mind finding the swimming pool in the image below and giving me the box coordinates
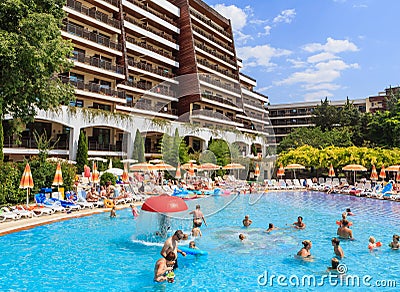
[1,191,400,291]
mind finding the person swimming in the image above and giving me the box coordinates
[327,257,340,272]
[242,215,253,227]
[368,236,382,250]
[331,237,345,258]
[239,233,246,241]
[337,219,354,240]
[293,216,306,229]
[297,240,312,257]
[346,208,354,216]
[266,223,278,233]
[389,234,400,249]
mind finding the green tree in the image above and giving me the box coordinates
[0,0,74,161]
[76,131,88,174]
[132,129,145,163]
[100,172,116,186]
[208,139,231,169]
[312,97,339,131]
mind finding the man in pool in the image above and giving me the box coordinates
[293,216,306,229]
[161,230,186,269]
[297,240,312,257]
[331,237,344,258]
[337,219,354,239]
[189,205,207,227]
[242,215,253,227]
[154,251,176,283]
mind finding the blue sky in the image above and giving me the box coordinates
[205,0,400,104]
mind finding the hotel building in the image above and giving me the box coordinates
[3,0,270,162]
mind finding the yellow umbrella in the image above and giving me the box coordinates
[342,164,367,184]
[285,163,305,179]
[19,163,34,206]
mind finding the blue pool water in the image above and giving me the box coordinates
[1,192,400,291]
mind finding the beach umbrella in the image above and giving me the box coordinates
[108,159,113,169]
[277,163,285,178]
[121,166,129,183]
[198,163,221,171]
[254,163,260,177]
[222,163,245,170]
[154,162,176,171]
[396,172,400,182]
[328,164,335,177]
[342,164,367,184]
[19,163,34,206]
[104,168,124,176]
[379,165,386,180]
[285,163,305,179]
[121,159,138,164]
[84,165,91,178]
[386,165,400,172]
[370,165,378,181]
[52,162,63,193]
[130,162,157,172]
[92,162,100,185]
[175,163,181,179]
[142,194,188,213]
[181,162,198,170]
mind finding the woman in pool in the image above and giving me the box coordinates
[389,234,400,249]
[297,240,312,257]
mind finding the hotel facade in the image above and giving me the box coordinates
[3,0,271,163]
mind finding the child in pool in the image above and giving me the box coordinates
[189,241,199,249]
[368,236,382,250]
[389,234,400,249]
[327,258,340,272]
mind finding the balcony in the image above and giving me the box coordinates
[88,141,122,151]
[125,36,177,62]
[189,8,231,39]
[61,21,122,51]
[197,59,237,80]
[66,0,120,29]
[124,80,176,98]
[124,16,175,44]
[4,137,69,150]
[127,59,175,79]
[60,76,126,99]
[192,26,232,53]
[125,0,177,26]
[134,101,177,115]
[194,42,236,67]
[72,52,124,75]
[198,74,241,94]
[201,93,239,109]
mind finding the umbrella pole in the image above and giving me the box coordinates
[26,189,29,206]
[354,171,356,185]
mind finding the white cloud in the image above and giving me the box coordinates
[257,25,272,37]
[235,30,252,44]
[212,4,248,31]
[249,19,269,25]
[304,90,334,102]
[303,37,358,53]
[237,45,292,68]
[273,9,296,24]
[307,52,338,63]
[287,58,307,68]
[302,83,341,91]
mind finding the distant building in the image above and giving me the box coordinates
[367,86,400,113]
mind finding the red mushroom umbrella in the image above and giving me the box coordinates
[370,165,378,181]
[141,194,188,213]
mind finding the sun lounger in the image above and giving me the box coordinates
[10,206,35,218]
[0,207,21,222]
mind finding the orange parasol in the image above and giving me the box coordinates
[328,164,335,177]
[370,165,378,181]
[84,165,91,178]
[379,165,386,180]
[154,162,176,171]
[285,163,305,179]
[92,162,100,185]
[52,162,63,194]
[254,163,260,177]
[130,162,158,172]
[396,172,400,182]
[121,166,129,183]
[175,163,181,179]
[342,164,367,184]
[222,163,245,170]
[19,163,34,205]
[198,163,221,171]
[277,163,285,178]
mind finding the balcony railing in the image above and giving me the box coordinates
[132,101,177,115]
[125,0,177,26]
[60,76,126,99]
[61,21,122,51]
[201,93,238,108]
[198,74,241,94]
[66,0,120,29]
[4,137,69,150]
[127,59,175,78]
[72,52,124,74]
[194,42,236,66]
[88,141,122,151]
[189,8,231,38]
[125,36,177,61]
[243,98,262,108]
[197,59,237,80]
[101,0,119,7]
[124,16,175,43]
[192,26,232,52]
[124,80,176,97]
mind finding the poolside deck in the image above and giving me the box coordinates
[0,202,142,236]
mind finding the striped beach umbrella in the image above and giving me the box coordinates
[277,163,285,178]
[52,162,63,189]
[19,163,34,206]
[121,166,129,183]
[175,163,181,179]
[84,165,91,178]
[254,163,260,177]
[92,162,100,185]
[379,165,386,180]
[370,165,378,181]
[328,164,335,177]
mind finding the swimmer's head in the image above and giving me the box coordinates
[174,230,184,240]
[341,219,349,226]
[298,216,303,221]
[268,223,274,229]
[346,208,351,212]
[302,240,312,248]
[331,258,339,269]
[165,251,176,261]
[239,234,246,240]
[189,241,196,248]
[196,204,201,209]
[245,215,249,219]
[393,235,400,242]
[331,237,340,246]
[342,212,347,219]
[369,236,376,243]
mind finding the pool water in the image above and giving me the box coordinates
[1,192,400,291]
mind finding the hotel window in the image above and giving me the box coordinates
[192,104,201,110]
[72,48,85,61]
[70,73,84,82]
[92,103,111,111]
[126,95,133,107]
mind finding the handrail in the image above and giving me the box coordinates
[124,16,175,43]
[127,59,175,78]
[72,52,124,74]
[124,80,176,97]
[66,0,120,29]
[194,42,236,66]
[192,25,232,52]
[61,21,122,51]
[125,0,177,26]
[189,8,231,38]
[125,35,177,61]
[197,59,237,80]
[201,93,238,108]
[198,74,241,94]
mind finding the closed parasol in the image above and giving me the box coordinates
[52,162,63,194]
[19,163,34,206]
[370,165,378,181]
[254,163,260,177]
[379,165,386,180]
[175,163,181,179]
[277,163,285,178]
[328,164,335,177]
[92,162,100,185]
